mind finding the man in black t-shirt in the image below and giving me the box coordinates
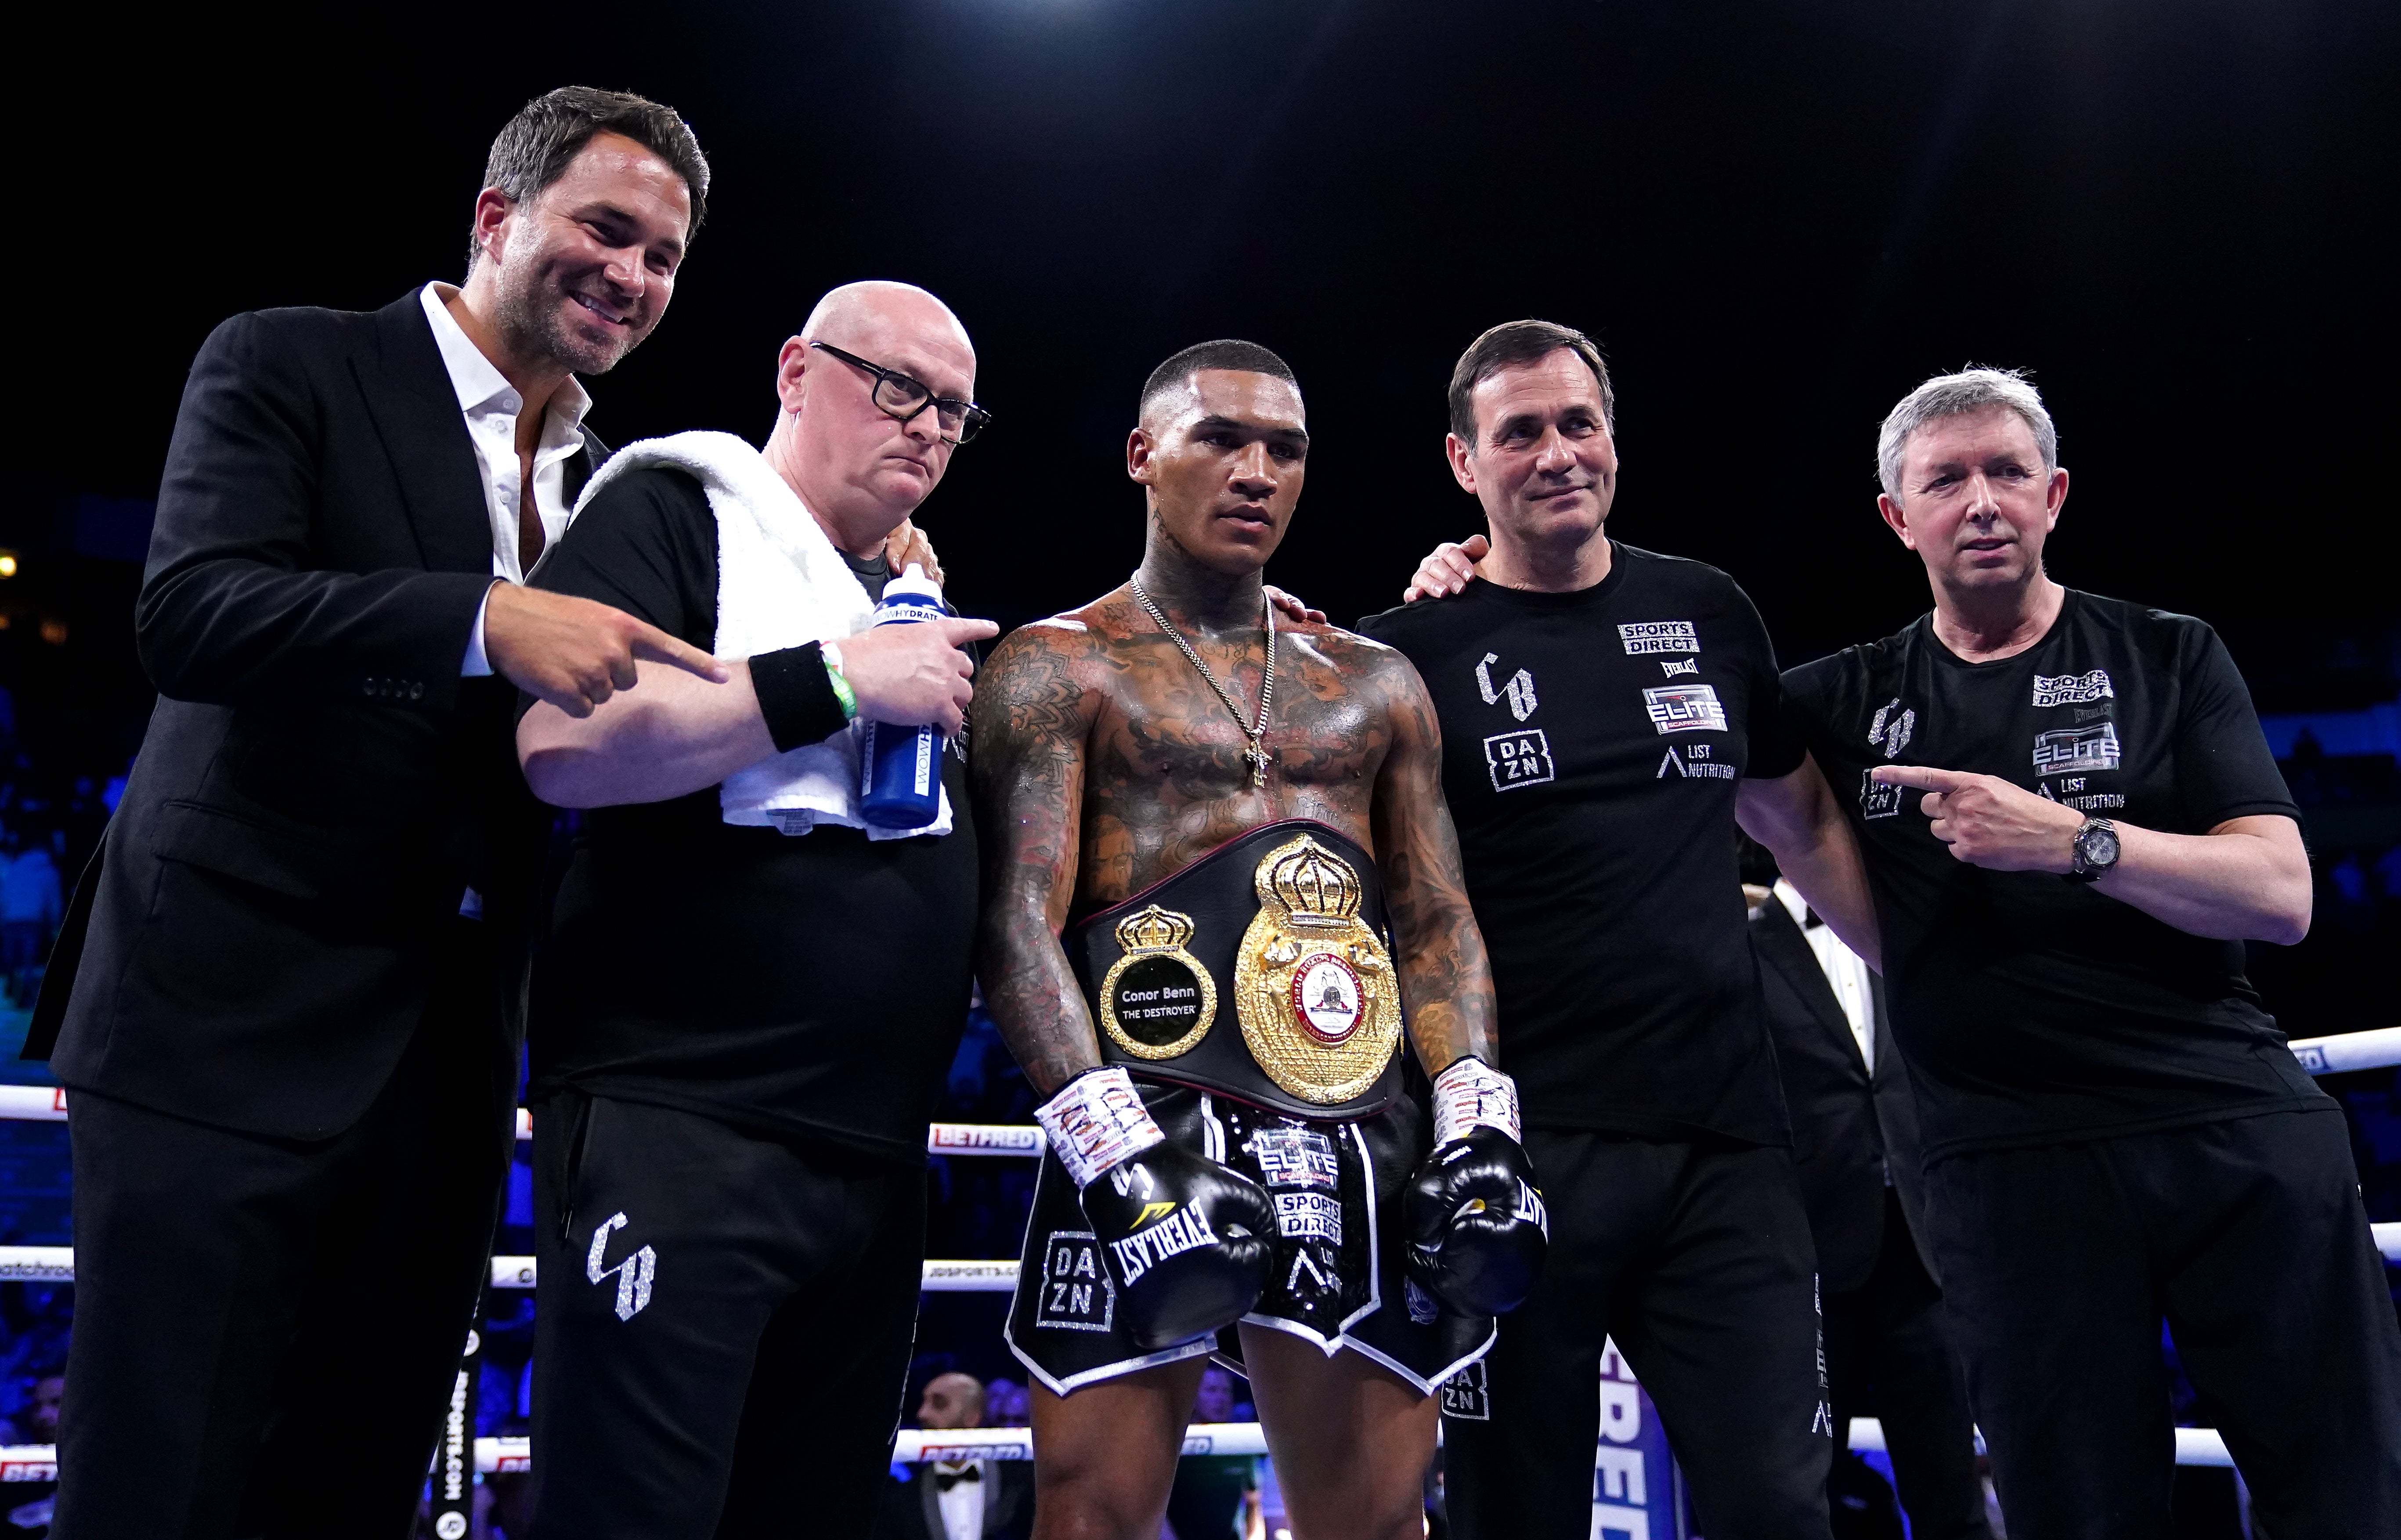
[1365,321,1879,1540]
[511,281,999,1539]
[1783,368,2401,1535]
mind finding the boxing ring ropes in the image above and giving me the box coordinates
[1,1023,2398,1482]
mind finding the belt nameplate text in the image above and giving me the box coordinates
[1098,905,1218,1060]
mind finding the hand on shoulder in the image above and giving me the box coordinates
[1404,534,1486,602]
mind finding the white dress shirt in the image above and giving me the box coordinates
[931,1460,988,1540]
[417,282,594,674]
[1774,879,1876,1072]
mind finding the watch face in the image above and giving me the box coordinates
[2084,826,2121,867]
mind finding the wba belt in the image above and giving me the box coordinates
[1065,819,1404,1122]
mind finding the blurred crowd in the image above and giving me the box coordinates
[0,685,127,1012]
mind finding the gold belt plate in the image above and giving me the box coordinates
[1098,905,1217,1060]
[1232,834,1402,1105]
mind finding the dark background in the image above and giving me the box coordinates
[20,0,2400,649]
[0,4,2394,1525]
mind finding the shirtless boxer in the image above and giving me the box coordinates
[973,339,1546,1540]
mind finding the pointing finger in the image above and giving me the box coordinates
[630,625,733,683]
[1871,764,1968,793]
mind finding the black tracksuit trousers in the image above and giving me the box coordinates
[1444,1134,1834,1540]
[527,1093,927,1540]
[1927,1107,2401,1540]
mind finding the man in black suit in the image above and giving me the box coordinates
[1744,847,1992,1540]
[29,88,724,1538]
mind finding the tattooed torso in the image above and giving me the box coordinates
[972,584,1497,1094]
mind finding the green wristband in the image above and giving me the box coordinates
[823,652,859,721]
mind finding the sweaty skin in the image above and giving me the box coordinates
[973,590,1496,1093]
[971,374,1496,1102]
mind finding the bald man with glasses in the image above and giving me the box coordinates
[513,280,997,1538]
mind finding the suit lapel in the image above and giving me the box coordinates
[1867,974,1899,1093]
[1756,901,1867,1077]
[919,1467,946,1538]
[353,289,493,575]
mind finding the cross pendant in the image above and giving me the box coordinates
[1245,743,1267,789]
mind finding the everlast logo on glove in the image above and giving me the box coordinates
[1034,1066,1276,1350]
[1109,1201,1222,1286]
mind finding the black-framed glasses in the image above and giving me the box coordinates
[809,341,991,444]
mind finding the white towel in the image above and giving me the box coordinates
[571,430,952,839]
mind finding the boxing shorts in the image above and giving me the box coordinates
[1005,820,1495,1394]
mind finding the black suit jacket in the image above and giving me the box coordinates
[873,1460,1033,1540]
[1750,895,1938,1293]
[29,289,599,1140]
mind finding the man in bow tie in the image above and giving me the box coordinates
[874,1373,1036,1540]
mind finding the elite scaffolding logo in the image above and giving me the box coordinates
[1643,685,1727,735]
[2033,722,2122,775]
[1247,1124,1338,1190]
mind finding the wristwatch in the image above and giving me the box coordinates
[2066,817,2120,883]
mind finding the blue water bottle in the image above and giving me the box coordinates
[858,563,950,830]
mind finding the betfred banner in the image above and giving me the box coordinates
[1593,1338,1680,1540]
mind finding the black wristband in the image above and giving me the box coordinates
[748,642,852,754]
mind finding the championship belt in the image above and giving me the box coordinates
[1066,820,1405,1122]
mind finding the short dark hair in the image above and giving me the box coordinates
[468,87,711,267]
[1139,339,1299,419]
[1447,320,1614,447]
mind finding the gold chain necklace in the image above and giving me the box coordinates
[1129,576,1277,789]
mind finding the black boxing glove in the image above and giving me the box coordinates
[1406,1057,1549,1317]
[1034,1067,1275,1352]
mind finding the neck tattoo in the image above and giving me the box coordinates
[1129,575,1276,790]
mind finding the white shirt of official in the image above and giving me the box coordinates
[1774,878,1876,1072]
[932,1460,988,1540]
[416,282,594,675]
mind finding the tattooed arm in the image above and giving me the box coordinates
[1365,648,1501,1077]
[971,623,1107,1096]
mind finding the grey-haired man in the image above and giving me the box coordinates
[1780,368,2401,1535]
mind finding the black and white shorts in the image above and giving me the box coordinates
[1005,1079,1495,1396]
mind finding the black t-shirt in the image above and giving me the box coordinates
[1781,590,2327,1161]
[1358,543,1807,1143]
[524,466,978,1164]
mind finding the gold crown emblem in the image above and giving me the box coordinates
[1114,904,1197,954]
[1257,837,1363,928]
